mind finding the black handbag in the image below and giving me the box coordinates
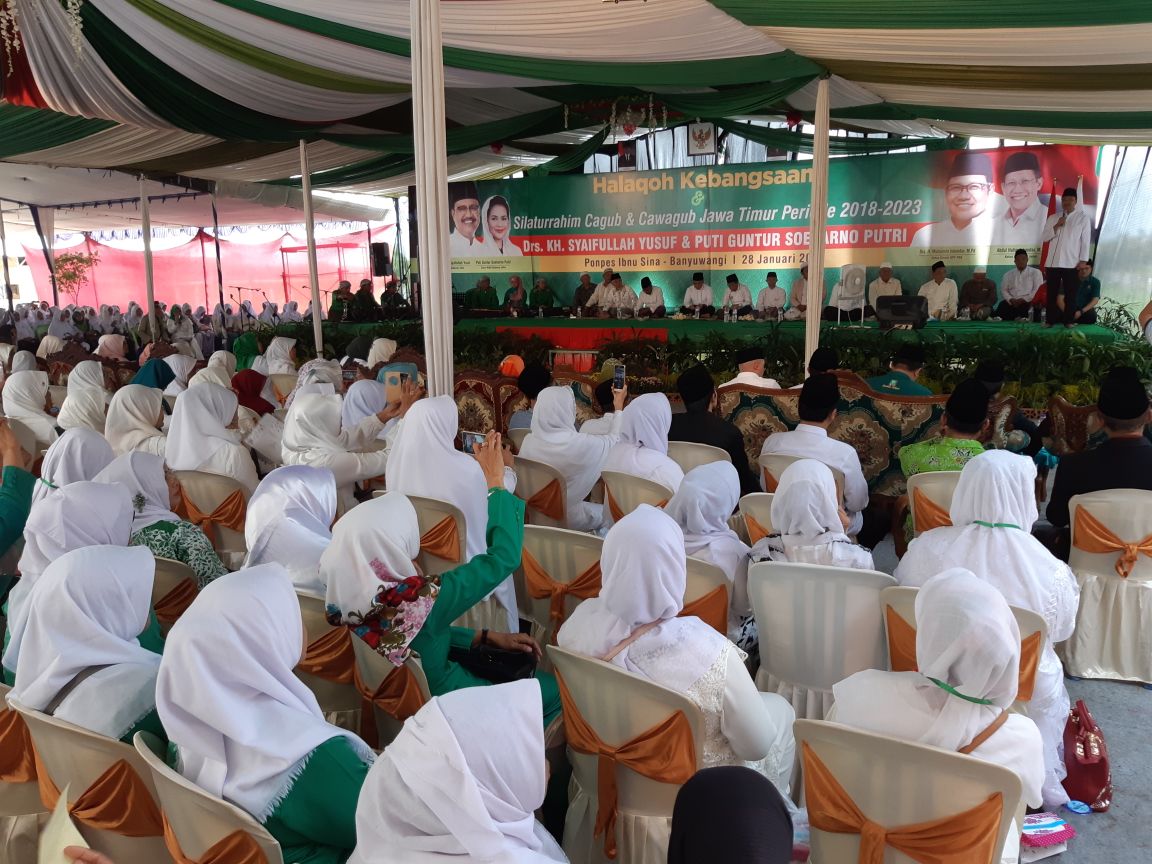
[448,643,537,684]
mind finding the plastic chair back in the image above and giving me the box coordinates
[738,492,775,543]
[0,683,44,817]
[507,427,530,450]
[267,373,300,405]
[350,637,431,748]
[600,471,674,520]
[171,469,249,570]
[684,556,729,632]
[795,719,1022,864]
[150,556,198,635]
[906,470,962,535]
[760,453,844,497]
[133,731,284,864]
[667,441,731,473]
[406,495,469,576]
[294,591,360,715]
[515,526,603,653]
[513,456,568,528]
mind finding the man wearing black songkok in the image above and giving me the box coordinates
[669,365,760,496]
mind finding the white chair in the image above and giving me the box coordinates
[747,561,895,719]
[134,731,284,864]
[906,470,962,536]
[150,556,198,635]
[48,384,67,410]
[683,556,729,635]
[350,638,431,748]
[514,526,603,656]
[513,456,568,529]
[507,426,530,450]
[738,492,775,545]
[294,591,361,727]
[601,471,673,524]
[171,469,249,571]
[12,700,168,864]
[1061,489,1152,682]
[267,373,300,405]
[667,441,731,474]
[548,645,704,864]
[795,719,1023,864]
[0,683,44,818]
[760,453,844,497]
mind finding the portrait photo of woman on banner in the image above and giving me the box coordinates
[480,195,523,257]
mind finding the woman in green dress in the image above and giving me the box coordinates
[323,432,561,726]
[156,564,375,864]
[94,451,228,587]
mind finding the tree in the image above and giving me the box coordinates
[53,250,99,307]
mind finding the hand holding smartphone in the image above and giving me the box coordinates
[461,430,486,455]
[613,363,626,390]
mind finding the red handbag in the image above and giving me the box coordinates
[1062,699,1112,812]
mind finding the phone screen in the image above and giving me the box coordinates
[613,364,626,390]
[461,430,486,455]
[342,369,357,382]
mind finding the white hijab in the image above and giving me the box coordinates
[95,452,180,534]
[366,338,397,367]
[520,385,616,510]
[35,334,64,359]
[2,370,58,447]
[207,350,237,377]
[601,393,683,489]
[665,461,744,557]
[163,354,198,396]
[165,383,241,473]
[258,302,280,325]
[349,680,565,864]
[282,302,303,323]
[263,337,297,375]
[244,466,336,595]
[10,545,160,739]
[47,313,76,341]
[155,564,373,820]
[341,380,390,440]
[33,427,114,506]
[771,459,849,553]
[188,365,233,390]
[10,350,36,372]
[283,359,341,410]
[105,384,165,456]
[56,360,108,433]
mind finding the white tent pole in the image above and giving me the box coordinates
[0,205,13,313]
[140,176,160,345]
[410,0,453,396]
[298,140,324,355]
[804,76,831,369]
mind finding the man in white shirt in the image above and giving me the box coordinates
[991,151,1046,249]
[583,267,616,312]
[598,275,637,316]
[719,345,781,391]
[756,272,787,319]
[1041,186,1093,326]
[784,264,812,320]
[721,273,753,316]
[759,373,870,539]
[867,262,902,314]
[681,272,716,316]
[447,182,484,257]
[636,277,666,318]
[910,152,995,249]
[917,261,958,321]
[996,248,1046,321]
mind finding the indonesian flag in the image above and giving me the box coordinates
[1038,177,1060,272]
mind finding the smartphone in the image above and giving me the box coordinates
[341,368,358,383]
[613,363,626,390]
[461,430,486,455]
[399,372,409,386]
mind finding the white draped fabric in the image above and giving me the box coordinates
[244,465,337,596]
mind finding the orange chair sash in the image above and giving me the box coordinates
[163,812,268,864]
[801,742,1004,864]
[297,627,356,685]
[35,751,163,838]
[0,707,37,783]
[1016,632,1041,703]
[762,469,779,493]
[912,488,952,532]
[1072,507,1152,578]
[153,578,199,626]
[525,478,565,522]
[744,513,771,545]
[176,486,247,548]
[557,674,696,860]
[521,547,602,637]
[354,663,426,727]
[605,484,668,524]
[421,515,462,563]
[679,584,728,635]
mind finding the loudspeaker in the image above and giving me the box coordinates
[370,242,392,277]
[876,295,929,331]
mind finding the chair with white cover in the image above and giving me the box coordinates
[267,373,300,406]
[294,591,361,728]
[1061,489,1152,682]
[794,719,1023,864]
[514,526,603,656]
[513,456,568,529]
[880,586,1047,715]
[133,731,284,864]
[48,385,67,410]
[683,556,729,636]
[171,469,249,571]
[748,561,895,719]
[0,683,44,818]
[906,470,962,536]
[350,638,431,749]
[600,471,674,525]
[760,453,844,496]
[10,700,168,864]
[150,556,199,635]
[667,441,731,474]
[507,426,530,450]
[738,492,775,546]
[547,644,704,864]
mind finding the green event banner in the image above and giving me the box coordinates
[442,143,1098,307]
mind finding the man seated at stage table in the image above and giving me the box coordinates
[997,249,1045,322]
[755,272,786,320]
[581,267,616,313]
[681,272,716,316]
[719,345,781,392]
[594,274,638,317]
[959,266,997,320]
[1057,259,1101,327]
[503,275,528,315]
[783,264,813,321]
[918,260,959,321]
[670,364,760,496]
[464,276,501,311]
[866,343,933,396]
[379,280,412,317]
[636,277,666,318]
[572,272,596,309]
[722,274,754,317]
[899,378,989,478]
[348,278,380,323]
[868,262,902,316]
[328,280,353,321]
[529,277,556,310]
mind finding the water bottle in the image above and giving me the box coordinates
[1040,307,1047,324]
[538,306,543,319]
[695,306,700,320]
[577,303,583,319]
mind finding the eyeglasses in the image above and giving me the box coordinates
[1002,179,1040,191]
[946,183,990,195]
[453,203,480,214]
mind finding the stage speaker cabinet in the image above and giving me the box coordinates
[876,295,929,331]
[370,242,393,277]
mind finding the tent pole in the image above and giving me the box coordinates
[804,76,831,369]
[0,205,13,314]
[410,0,453,396]
[29,206,58,306]
[210,187,227,341]
[140,176,160,347]
[298,140,324,355]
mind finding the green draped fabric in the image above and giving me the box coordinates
[834,103,1152,130]
[716,118,963,154]
[528,126,610,176]
[283,154,415,189]
[324,108,567,155]
[0,105,114,160]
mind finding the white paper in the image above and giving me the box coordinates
[38,784,88,864]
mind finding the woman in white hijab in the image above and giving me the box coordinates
[258,302,281,326]
[105,384,166,457]
[520,385,624,532]
[156,565,374,864]
[46,310,76,342]
[349,680,566,864]
[165,382,259,493]
[33,427,114,506]
[96,452,227,588]
[340,379,394,442]
[664,462,753,644]
[366,337,397,368]
[162,354,197,396]
[207,349,237,377]
[283,358,343,410]
[56,360,109,433]
[600,393,683,524]
[263,336,297,375]
[895,450,1079,807]
[9,545,166,743]
[385,397,519,631]
[34,334,64,360]
[244,466,336,595]
[9,350,36,373]
[187,364,233,390]
[14,310,34,343]
[750,459,874,570]
[282,301,303,323]
[1,370,57,449]
[94,334,127,361]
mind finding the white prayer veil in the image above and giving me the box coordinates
[165,383,240,473]
[33,427,114,506]
[244,465,337,594]
[56,360,109,433]
[104,384,165,456]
